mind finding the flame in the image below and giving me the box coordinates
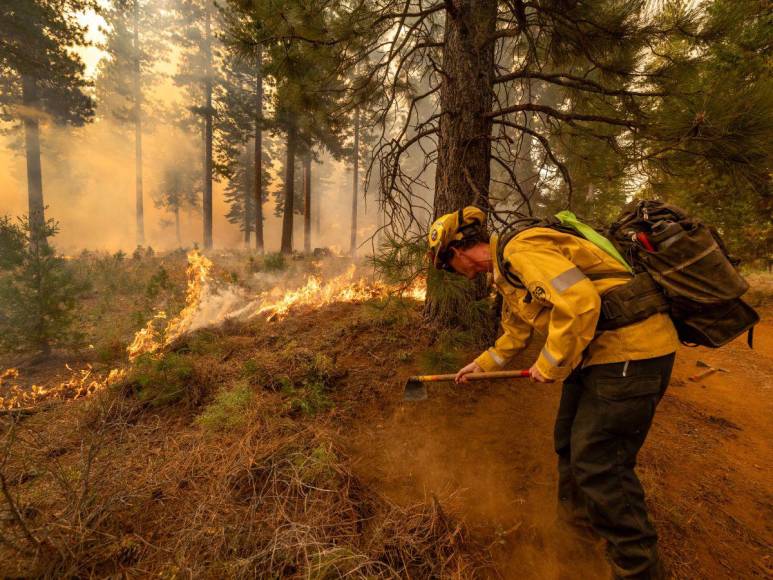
[250,265,427,321]
[254,265,378,320]
[0,366,126,410]
[0,250,426,411]
[126,250,212,361]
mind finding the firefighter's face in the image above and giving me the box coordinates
[447,247,478,280]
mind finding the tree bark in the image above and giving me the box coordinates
[253,44,264,254]
[133,0,145,246]
[22,75,46,248]
[175,206,181,246]
[303,153,312,253]
[244,145,252,245]
[425,0,497,323]
[350,107,360,257]
[202,5,213,249]
[280,127,297,254]
[314,175,321,239]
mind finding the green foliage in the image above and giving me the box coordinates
[282,379,332,417]
[292,444,337,486]
[0,216,88,354]
[184,330,225,356]
[426,267,495,337]
[129,353,195,407]
[263,252,287,272]
[278,349,335,416]
[0,0,94,124]
[417,328,476,374]
[370,232,427,285]
[641,0,772,260]
[361,294,419,329]
[196,382,254,431]
[145,266,171,300]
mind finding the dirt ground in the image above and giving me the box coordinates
[1,294,771,578]
[344,307,773,579]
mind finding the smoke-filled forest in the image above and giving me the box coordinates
[1,0,771,578]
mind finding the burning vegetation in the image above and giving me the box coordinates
[1,250,425,412]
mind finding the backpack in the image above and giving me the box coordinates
[495,202,759,348]
[495,215,671,332]
[607,200,759,348]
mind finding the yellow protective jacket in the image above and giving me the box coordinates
[474,228,679,381]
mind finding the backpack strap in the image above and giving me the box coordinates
[495,216,592,291]
[495,228,526,290]
[586,271,634,281]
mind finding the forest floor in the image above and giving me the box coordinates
[0,255,771,578]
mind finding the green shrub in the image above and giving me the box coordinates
[196,382,254,431]
[362,296,415,327]
[129,353,196,407]
[0,216,89,354]
[263,252,287,272]
[282,379,332,417]
[417,330,470,374]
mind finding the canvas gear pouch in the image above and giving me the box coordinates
[608,200,748,303]
[596,272,670,332]
[608,199,759,347]
[671,298,759,348]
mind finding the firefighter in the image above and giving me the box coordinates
[427,206,679,580]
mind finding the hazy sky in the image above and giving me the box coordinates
[1,6,380,254]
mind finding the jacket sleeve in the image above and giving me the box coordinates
[474,301,533,371]
[508,241,601,381]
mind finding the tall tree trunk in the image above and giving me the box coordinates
[303,153,312,253]
[22,75,46,248]
[244,147,252,245]
[314,175,321,239]
[350,108,360,257]
[280,127,297,254]
[253,44,264,254]
[202,5,213,249]
[133,0,145,246]
[425,0,497,323]
[175,206,181,246]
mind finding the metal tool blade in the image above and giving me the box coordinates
[403,379,427,402]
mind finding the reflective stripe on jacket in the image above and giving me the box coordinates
[474,228,679,380]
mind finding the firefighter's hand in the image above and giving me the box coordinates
[455,361,483,383]
[529,365,554,383]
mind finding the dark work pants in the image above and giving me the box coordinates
[554,353,675,579]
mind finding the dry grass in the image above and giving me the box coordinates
[0,327,492,578]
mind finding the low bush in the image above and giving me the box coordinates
[196,382,254,431]
[125,353,197,407]
[263,252,287,272]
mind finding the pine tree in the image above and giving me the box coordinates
[0,0,94,246]
[222,0,350,254]
[153,163,200,246]
[214,43,273,249]
[339,0,709,324]
[96,0,165,246]
[171,0,222,249]
[641,0,772,259]
[0,216,88,354]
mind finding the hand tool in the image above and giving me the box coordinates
[403,369,530,401]
[688,360,728,382]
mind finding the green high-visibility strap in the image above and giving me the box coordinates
[555,210,633,272]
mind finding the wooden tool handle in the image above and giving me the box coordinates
[410,370,531,383]
[689,368,717,382]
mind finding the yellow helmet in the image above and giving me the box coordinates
[427,206,487,269]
